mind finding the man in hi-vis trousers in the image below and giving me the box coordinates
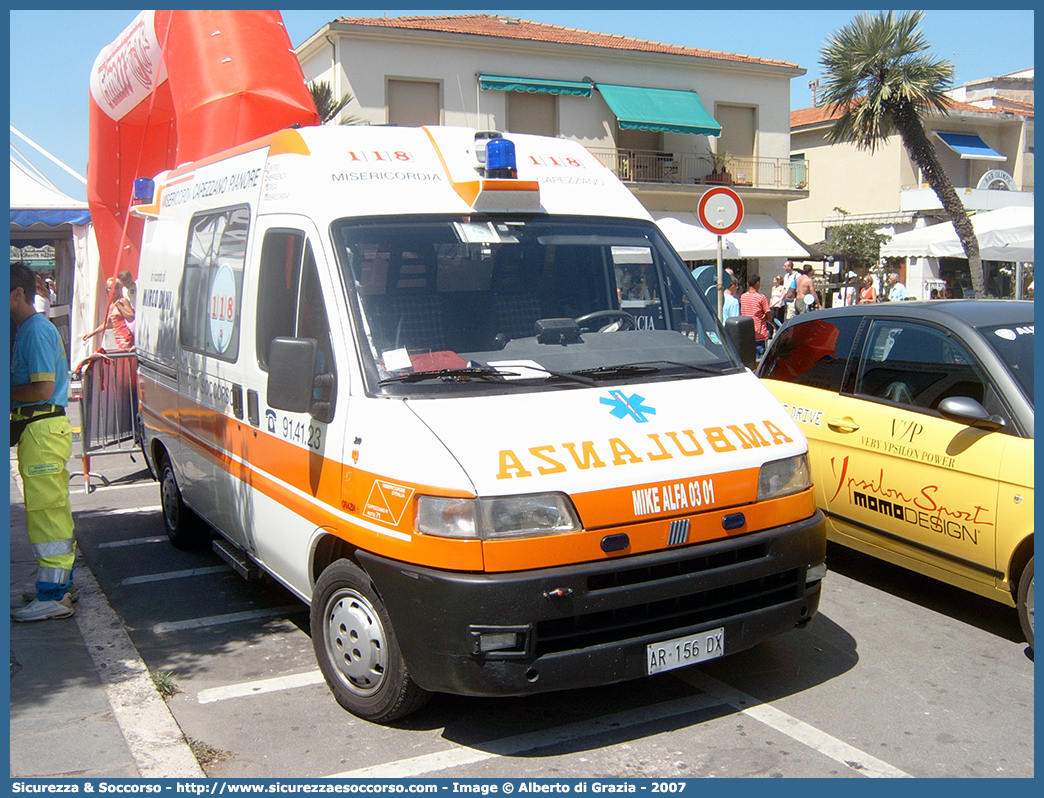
[10,261,77,622]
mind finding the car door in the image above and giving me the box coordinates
[821,317,1006,588]
[248,219,344,593]
[758,314,863,511]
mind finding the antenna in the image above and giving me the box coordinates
[808,79,820,107]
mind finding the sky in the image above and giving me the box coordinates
[9,6,1035,203]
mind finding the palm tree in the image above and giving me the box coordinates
[308,80,364,126]
[818,11,984,298]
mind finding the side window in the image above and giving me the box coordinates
[854,320,988,411]
[760,316,861,392]
[257,230,337,422]
[257,231,303,368]
[180,206,249,360]
[299,245,337,423]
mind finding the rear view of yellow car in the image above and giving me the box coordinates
[758,300,1033,649]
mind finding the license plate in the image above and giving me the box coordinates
[647,627,724,675]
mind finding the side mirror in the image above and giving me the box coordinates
[267,337,317,413]
[938,396,1006,431]
[724,315,757,370]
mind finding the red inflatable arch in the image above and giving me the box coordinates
[87,10,321,281]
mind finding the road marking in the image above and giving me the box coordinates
[103,505,162,515]
[121,565,231,585]
[197,670,327,704]
[328,693,726,778]
[72,561,205,777]
[80,481,157,492]
[677,670,913,778]
[152,605,303,634]
[98,534,167,548]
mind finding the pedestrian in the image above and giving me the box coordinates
[780,260,799,319]
[794,264,818,315]
[10,261,77,622]
[843,271,860,306]
[886,272,908,302]
[722,273,740,320]
[858,275,877,304]
[117,269,137,337]
[768,274,786,326]
[34,272,51,317]
[83,277,134,351]
[740,272,772,359]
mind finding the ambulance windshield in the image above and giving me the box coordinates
[333,215,738,394]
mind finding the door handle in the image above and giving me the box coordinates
[827,417,860,433]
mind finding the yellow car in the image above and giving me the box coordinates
[758,300,1033,648]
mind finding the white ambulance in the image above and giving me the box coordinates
[131,125,826,722]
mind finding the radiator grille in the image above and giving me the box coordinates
[535,566,801,656]
[587,542,767,592]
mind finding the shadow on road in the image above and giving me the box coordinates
[390,612,858,756]
[823,541,1025,645]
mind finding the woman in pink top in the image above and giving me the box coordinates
[83,278,135,351]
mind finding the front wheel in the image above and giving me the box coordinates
[311,559,429,723]
[1017,556,1033,650]
[159,454,209,549]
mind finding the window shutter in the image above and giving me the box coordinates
[388,80,440,126]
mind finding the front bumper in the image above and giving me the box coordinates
[359,510,826,696]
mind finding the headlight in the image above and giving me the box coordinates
[757,453,812,501]
[416,493,581,540]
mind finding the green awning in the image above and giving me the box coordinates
[595,83,721,136]
[479,74,593,97]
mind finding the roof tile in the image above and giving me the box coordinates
[792,97,1033,128]
[333,14,798,69]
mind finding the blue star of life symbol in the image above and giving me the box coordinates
[600,390,656,423]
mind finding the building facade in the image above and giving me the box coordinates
[296,14,812,281]
[789,71,1033,299]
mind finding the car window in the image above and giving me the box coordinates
[759,316,861,392]
[854,321,989,411]
[979,322,1034,407]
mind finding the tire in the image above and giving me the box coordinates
[137,414,157,481]
[1017,556,1033,650]
[159,454,209,549]
[311,559,429,723]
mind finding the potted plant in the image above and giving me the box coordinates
[705,151,733,185]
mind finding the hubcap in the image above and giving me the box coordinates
[324,588,387,696]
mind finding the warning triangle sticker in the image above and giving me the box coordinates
[362,480,416,527]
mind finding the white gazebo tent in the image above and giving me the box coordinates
[881,205,1033,297]
[10,156,102,366]
[653,211,810,261]
[653,213,732,260]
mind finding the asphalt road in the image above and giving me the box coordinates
[65,447,1033,780]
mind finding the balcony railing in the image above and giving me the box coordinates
[587,148,809,190]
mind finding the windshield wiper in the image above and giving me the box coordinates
[572,360,734,379]
[573,364,662,378]
[379,366,518,384]
[502,363,597,386]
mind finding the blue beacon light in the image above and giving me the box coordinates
[484,137,517,179]
[132,177,155,206]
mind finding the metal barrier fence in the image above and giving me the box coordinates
[69,351,142,493]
